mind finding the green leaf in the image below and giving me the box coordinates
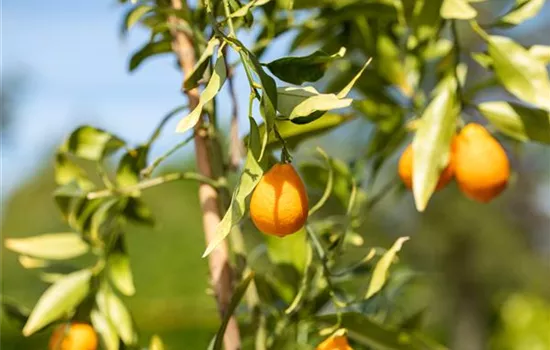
[317,312,447,350]
[183,38,220,91]
[336,58,372,99]
[277,86,320,117]
[116,146,149,189]
[123,197,155,226]
[122,5,153,34]
[223,34,278,159]
[63,126,125,161]
[253,113,352,152]
[265,47,346,85]
[129,40,172,72]
[412,0,445,43]
[529,45,550,65]
[209,272,254,350]
[477,101,550,144]
[91,308,120,350]
[97,285,136,345]
[54,153,95,190]
[471,52,493,69]
[230,0,271,18]
[108,236,135,296]
[150,335,165,350]
[176,51,227,133]
[300,157,352,209]
[23,269,92,336]
[495,0,544,27]
[266,228,308,273]
[487,35,550,111]
[366,236,409,299]
[203,118,263,257]
[5,233,89,260]
[440,0,477,19]
[412,77,458,211]
[89,198,123,242]
[308,148,334,216]
[54,182,88,219]
[289,94,353,122]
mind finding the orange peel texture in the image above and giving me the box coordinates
[250,163,309,237]
[49,322,98,350]
[454,123,510,202]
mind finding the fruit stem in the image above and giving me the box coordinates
[274,124,293,163]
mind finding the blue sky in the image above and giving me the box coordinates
[2,0,294,199]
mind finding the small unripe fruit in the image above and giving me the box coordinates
[250,163,308,237]
[49,322,98,350]
[398,142,455,191]
[454,123,510,202]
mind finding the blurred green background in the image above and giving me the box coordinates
[2,0,550,349]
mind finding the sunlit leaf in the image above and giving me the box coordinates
[5,233,88,260]
[176,51,227,133]
[89,198,124,243]
[289,94,353,123]
[477,101,550,144]
[129,40,172,72]
[107,236,135,296]
[91,308,120,350]
[183,38,220,91]
[487,35,550,111]
[366,237,410,299]
[97,285,136,345]
[308,148,334,216]
[54,153,95,190]
[336,58,372,99]
[265,47,346,85]
[277,86,320,117]
[412,77,458,211]
[203,118,263,257]
[495,0,545,27]
[150,335,165,350]
[209,271,254,350]
[529,45,550,65]
[23,269,92,336]
[440,0,477,19]
[63,126,125,161]
[116,146,148,190]
[230,0,271,18]
[122,5,153,35]
[317,312,447,350]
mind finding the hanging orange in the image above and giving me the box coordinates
[454,123,510,202]
[250,163,308,237]
[398,141,455,191]
[49,322,98,350]
[316,335,354,350]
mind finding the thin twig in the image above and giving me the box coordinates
[141,134,195,177]
[86,171,223,200]
[224,50,244,170]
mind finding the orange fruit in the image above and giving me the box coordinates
[49,322,98,350]
[250,163,308,237]
[316,335,353,350]
[398,141,455,191]
[454,123,510,202]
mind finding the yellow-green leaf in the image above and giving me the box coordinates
[5,233,88,260]
[366,237,409,299]
[412,77,458,211]
[176,52,227,133]
[23,269,92,336]
[97,286,136,345]
[478,101,550,144]
[488,35,550,111]
[496,0,545,27]
[150,335,165,350]
[440,0,477,19]
[91,308,120,350]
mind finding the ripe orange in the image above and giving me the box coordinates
[398,141,455,191]
[316,335,353,350]
[250,163,308,237]
[454,123,510,202]
[49,322,98,350]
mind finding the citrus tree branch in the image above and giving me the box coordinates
[168,1,241,349]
